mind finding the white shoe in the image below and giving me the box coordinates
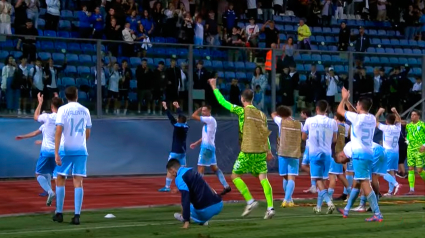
[303,185,317,193]
[46,192,56,206]
[264,209,275,219]
[17,109,22,115]
[313,206,321,214]
[201,221,209,226]
[383,192,392,197]
[393,184,401,196]
[242,201,259,217]
[327,204,335,214]
[174,213,184,222]
[351,205,366,212]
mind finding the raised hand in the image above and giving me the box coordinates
[162,101,167,110]
[37,92,43,104]
[173,101,180,108]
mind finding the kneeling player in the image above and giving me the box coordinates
[168,159,223,228]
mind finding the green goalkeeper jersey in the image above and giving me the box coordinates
[406,120,425,150]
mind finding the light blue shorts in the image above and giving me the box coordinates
[190,201,223,224]
[278,156,300,176]
[352,158,372,180]
[346,160,354,172]
[198,147,217,166]
[310,153,331,179]
[301,146,310,165]
[55,155,87,177]
[372,148,386,176]
[35,154,56,175]
[385,150,399,171]
[329,158,344,174]
[169,152,187,166]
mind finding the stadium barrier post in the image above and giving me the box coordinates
[96,40,103,118]
[348,52,354,105]
[271,48,277,113]
[188,44,194,116]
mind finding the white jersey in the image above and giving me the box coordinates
[303,115,338,156]
[378,123,401,152]
[345,111,376,159]
[343,123,350,138]
[55,102,92,156]
[343,141,353,158]
[200,116,216,150]
[38,113,57,156]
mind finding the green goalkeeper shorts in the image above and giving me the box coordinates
[407,149,425,168]
[232,152,268,176]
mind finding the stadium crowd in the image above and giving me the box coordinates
[0,0,424,116]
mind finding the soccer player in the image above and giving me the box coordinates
[15,93,63,206]
[53,86,92,225]
[190,106,231,196]
[299,109,317,194]
[159,101,189,192]
[209,78,275,219]
[405,110,425,195]
[168,159,223,228]
[375,107,401,196]
[302,100,337,214]
[336,87,383,222]
[272,106,301,207]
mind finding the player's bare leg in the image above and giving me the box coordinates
[210,165,231,196]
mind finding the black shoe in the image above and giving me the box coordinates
[70,215,80,225]
[366,207,372,212]
[334,194,347,201]
[52,213,63,223]
[220,187,232,196]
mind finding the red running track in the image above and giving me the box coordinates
[0,174,423,215]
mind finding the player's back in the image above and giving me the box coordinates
[172,122,189,154]
[378,123,401,152]
[201,116,217,150]
[345,111,376,158]
[304,115,337,156]
[39,113,57,156]
[56,102,92,156]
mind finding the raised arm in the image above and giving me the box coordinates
[337,87,350,117]
[391,107,401,123]
[375,108,385,127]
[162,101,177,125]
[209,78,243,115]
[345,100,357,113]
[33,93,44,121]
[191,107,202,121]
[15,129,42,140]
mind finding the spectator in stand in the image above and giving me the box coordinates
[409,76,422,108]
[372,67,383,110]
[16,19,38,63]
[418,8,425,40]
[106,8,120,29]
[164,2,178,38]
[325,67,339,115]
[193,60,209,109]
[26,0,40,29]
[335,0,344,20]
[124,0,138,15]
[165,58,182,109]
[297,19,311,50]
[152,2,164,36]
[274,0,285,15]
[15,56,31,115]
[338,22,350,51]
[222,3,237,38]
[281,37,295,69]
[246,0,257,20]
[229,78,241,106]
[106,62,120,115]
[122,22,137,57]
[153,61,167,115]
[226,26,243,62]
[354,67,374,104]
[246,17,260,47]
[321,0,333,26]
[261,20,280,48]
[289,65,300,112]
[79,6,93,39]
[112,0,126,25]
[260,0,274,22]
[118,60,132,115]
[378,67,391,111]
[45,0,60,31]
[352,26,370,64]
[404,5,420,40]
[136,59,153,114]
[178,62,188,111]
[1,56,18,114]
[105,18,122,57]
[94,59,108,104]
[92,7,105,39]
[141,9,155,36]
[279,66,295,107]
[205,10,220,46]
[251,66,268,112]
[194,16,204,46]
[14,0,28,31]
[44,57,67,104]
[306,63,323,107]
[0,0,12,35]
[179,12,194,44]
[376,0,388,21]
[135,24,149,57]
[126,9,140,32]
[29,58,44,112]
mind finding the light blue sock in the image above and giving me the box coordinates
[37,175,53,194]
[56,186,65,213]
[383,173,397,193]
[311,179,316,187]
[165,178,172,188]
[344,188,360,211]
[74,187,84,215]
[45,174,52,190]
[317,190,326,209]
[360,195,367,206]
[328,188,335,198]
[283,179,288,192]
[215,169,229,188]
[322,189,332,204]
[284,180,295,202]
[367,191,381,215]
[346,186,352,196]
[344,175,354,194]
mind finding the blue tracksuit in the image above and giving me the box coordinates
[166,108,189,154]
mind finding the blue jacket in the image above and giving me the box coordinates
[166,108,188,154]
[91,13,104,31]
[126,16,141,32]
[176,167,222,222]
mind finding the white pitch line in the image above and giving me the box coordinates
[0,211,423,236]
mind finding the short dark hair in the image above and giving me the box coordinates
[178,114,187,123]
[121,59,128,64]
[276,105,292,118]
[241,89,254,102]
[412,109,421,118]
[301,108,311,117]
[336,113,345,122]
[166,159,181,169]
[51,97,63,109]
[316,100,328,113]
[386,113,396,125]
[358,97,373,112]
[65,86,78,101]
[203,105,212,111]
